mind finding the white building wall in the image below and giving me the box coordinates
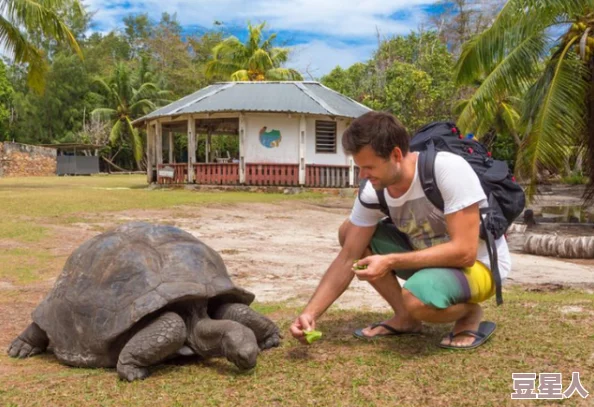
[305,116,351,165]
[241,113,353,166]
[244,114,299,163]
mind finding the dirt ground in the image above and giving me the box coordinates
[8,193,591,315]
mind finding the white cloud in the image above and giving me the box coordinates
[79,0,436,75]
[288,40,375,78]
[83,0,434,38]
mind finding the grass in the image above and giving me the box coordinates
[0,249,60,284]
[0,220,47,242]
[561,174,589,185]
[0,175,592,406]
[1,287,593,407]
[0,175,323,219]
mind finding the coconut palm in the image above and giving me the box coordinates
[205,22,303,81]
[454,86,523,146]
[454,0,594,200]
[91,63,171,168]
[0,0,83,92]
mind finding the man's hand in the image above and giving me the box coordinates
[353,255,391,282]
[289,313,316,345]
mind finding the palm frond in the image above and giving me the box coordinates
[269,48,290,66]
[500,102,521,136]
[4,0,83,58]
[91,108,117,121]
[266,68,303,81]
[230,70,250,81]
[248,48,274,72]
[92,77,121,108]
[125,117,143,163]
[516,43,589,198]
[129,99,156,116]
[205,59,242,80]
[109,118,124,144]
[454,0,591,84]
[211,36,245,61]
[260,32,277,52]
[247,22,266,54]
[456,30,548,134]
[132,82,159,102]
[0,15,48,92]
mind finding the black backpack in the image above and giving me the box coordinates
[362,121,526,305]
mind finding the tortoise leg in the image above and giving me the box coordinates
[212,303,281,350]
[117,312,186,382]
[7,323,49,358]
[188,318,259,370]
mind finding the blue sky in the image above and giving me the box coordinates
[84,0,444,78]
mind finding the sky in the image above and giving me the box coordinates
[83,0,445,78]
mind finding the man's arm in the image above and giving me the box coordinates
[354,204,480,281]
[290,221,376,341]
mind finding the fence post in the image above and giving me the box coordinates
[299,115,306,185]
[239,114,246,184]
[349,157,355,187]
[187,116,196,183]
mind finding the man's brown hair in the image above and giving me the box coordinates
[342,111,410,159]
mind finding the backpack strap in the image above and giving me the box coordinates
[375,188,390,218]
[481,207,503,305]
[358,179,386,213]
[417,143,504,306]
[417,142,444,211]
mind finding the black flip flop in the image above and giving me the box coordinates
[353,322,422,340]
[438,321,497,350]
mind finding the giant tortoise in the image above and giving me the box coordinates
[7,222,280,381]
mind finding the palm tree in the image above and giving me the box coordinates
[205,22,303,81]
[91,63,171,168]
[454,84,523,146]
[454,0,594,200]
[0,0,83,92]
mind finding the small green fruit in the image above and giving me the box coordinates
[353,260,368,270]
[303,329,323,344]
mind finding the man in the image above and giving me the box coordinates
[289,111,511,349]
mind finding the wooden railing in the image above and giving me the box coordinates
[157,163,188,184]
[245,163,299,186]
[194,163,239,185]
[306,164,356,188]
[157,162,361,188]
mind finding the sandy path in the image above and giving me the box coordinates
[112,200,594,311]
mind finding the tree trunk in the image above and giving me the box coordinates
[524,234,594,258]
[101,156,128,172]
[585,55,594,201]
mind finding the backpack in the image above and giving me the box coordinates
[359,121,526,305]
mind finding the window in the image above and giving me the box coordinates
[315,121,337,153]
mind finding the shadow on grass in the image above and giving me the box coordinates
[283,313,451,362]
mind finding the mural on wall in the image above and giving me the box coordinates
[259,126,282,148]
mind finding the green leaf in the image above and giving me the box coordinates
[303,329,323,344]
[516,42,588,197]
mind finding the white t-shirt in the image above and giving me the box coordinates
[350,151,511,280]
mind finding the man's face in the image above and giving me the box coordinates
[353,145,403,190]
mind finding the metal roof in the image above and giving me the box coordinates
[133,81,371,126]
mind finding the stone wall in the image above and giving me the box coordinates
[0,142,57,177]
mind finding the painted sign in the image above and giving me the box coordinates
[259,127,282,148]
[158,166,175,178]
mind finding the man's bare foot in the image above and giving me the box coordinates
[359,315,422,338]
[440,303,483,347]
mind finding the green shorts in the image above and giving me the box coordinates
[370,220,495,309]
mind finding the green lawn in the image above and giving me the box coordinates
[0,175,592,407]
[0,175,322,219]
[1,289,593,407]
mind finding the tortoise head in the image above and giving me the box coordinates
[220,325,259,370]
